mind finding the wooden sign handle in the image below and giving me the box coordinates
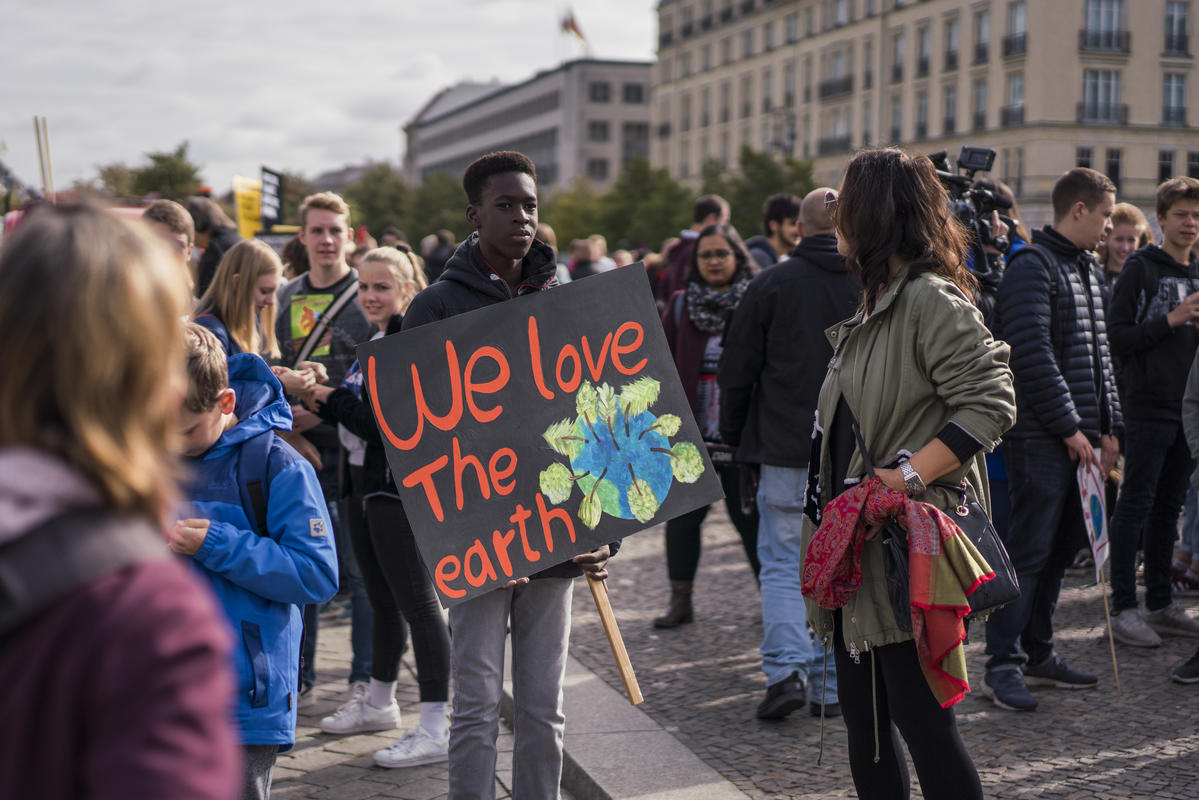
[587,578,644,705]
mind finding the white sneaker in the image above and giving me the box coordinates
[1110,609,1163,647]
[320,682,399,734]
[1146,603,1199,638]
[373,726,450,768]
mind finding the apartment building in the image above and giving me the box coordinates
[653,0,1199,221]
[402,59,653,193]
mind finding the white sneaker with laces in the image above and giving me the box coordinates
[1110,609,1162,647]
[320,681,399,734]
[373,726,450,768]
[1146,603,1199,638]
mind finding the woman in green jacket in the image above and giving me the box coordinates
[803,149,1016,800]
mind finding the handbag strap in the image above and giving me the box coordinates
[844,398,969,502]
[293,279,358,368]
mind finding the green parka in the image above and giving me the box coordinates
[801,266,1016,659]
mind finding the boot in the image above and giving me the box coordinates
[653,580,694,628]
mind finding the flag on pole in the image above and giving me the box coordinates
[561,10,587,44]
[1077,453,1109,582]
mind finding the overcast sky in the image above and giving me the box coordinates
[4,0,656,195]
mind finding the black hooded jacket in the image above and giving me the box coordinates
[401,231,618,579]
[1107,244,1199,422]
[996,226,1122,442]
[717,233,860,466]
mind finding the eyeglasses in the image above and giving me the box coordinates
[824,191,839,219]
[698,249,734,261]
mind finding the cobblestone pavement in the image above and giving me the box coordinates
[569,506,1199,800]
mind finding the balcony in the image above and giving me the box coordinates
[1079,29,1130,53]
[700,14,713,30]
[656,122,671,139]
[1000,104,1025,127]
[1165,33,1190,57]
[1003,33,1027,57]
[720,8,733,22]
[817,135,853,155]
[915,121,927,140]
[973,43,989,64]
[819,75,854,99]
[659,32,674,48]
[1077,102,1129,124]
[916,57,930,78]
[889,126,901,143]
[1163,106,1187,126]
[945,50,959,71]
[972,110,986,130]
[681,23,694,38]
[740,0,755,13]
[891,64,903,83]
[943,116,956,135]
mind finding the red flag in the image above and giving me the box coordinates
[561,11,586,43]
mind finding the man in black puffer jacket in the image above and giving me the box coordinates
[984,168,1122,712]
[1106,176,1199,648]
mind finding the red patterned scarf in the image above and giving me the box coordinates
[802,478,995,707]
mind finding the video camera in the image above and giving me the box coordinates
[929,146,1014,258]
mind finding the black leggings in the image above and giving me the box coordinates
[348,479,450,702]
[833,613,981,800]
[664,464,760,581]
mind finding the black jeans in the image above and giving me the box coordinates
[984,437,1085,671]
[360,493,451,702]
[1109,418,1194,613]
[664,464,760,581]
[833,614,982,800]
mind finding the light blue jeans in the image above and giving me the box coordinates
[757,465,837,702]
[1182,486,1199,558]
[448,578,573,800]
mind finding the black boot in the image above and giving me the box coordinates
[653,580,694,628]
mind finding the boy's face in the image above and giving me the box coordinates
[770,217,800,249]
[1158,199,1199,253]
[300,209,350,272]
[467,172,538,262]
[178,388,236,458]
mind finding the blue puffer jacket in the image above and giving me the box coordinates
[996,226,1122,442]
[183,354,338,747]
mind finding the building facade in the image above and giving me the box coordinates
[402,59,653,193]
[653,0,1199,222]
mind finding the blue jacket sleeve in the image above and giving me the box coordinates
[192,460,339,605]
[997,249,1081,438]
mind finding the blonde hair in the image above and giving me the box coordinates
[1110,203,1152,247]
[298,191,351,228]
[196,239,282,358]
[183,323,229,413]
[0,204,190,522]
[360,247,427,312]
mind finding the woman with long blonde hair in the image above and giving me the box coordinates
[0,204,240,798]
[194,238,283,358]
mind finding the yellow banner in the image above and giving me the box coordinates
[232,175,262,239]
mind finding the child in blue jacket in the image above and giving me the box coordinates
[173,323,339,799]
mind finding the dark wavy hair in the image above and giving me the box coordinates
[835,148,976,311]
[688,222,754,285]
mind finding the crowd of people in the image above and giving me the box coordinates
[2,144,1199,800]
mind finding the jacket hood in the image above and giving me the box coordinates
[793,233,847,273]
[201,354,293,460]
[439,231,558,299]
[0,448,103,545]
[1136,243,1199,271]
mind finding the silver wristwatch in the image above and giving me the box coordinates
[899,459,926,497]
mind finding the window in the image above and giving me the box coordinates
[765,21,775,51]
[1082,69,1123,121]
[974,9,990,63]
[680,93,692,132]
[586,158,609,181]
[700,87,711,127]
[1082,0,1127,50]
[589,82,611,102]
[972,78,988,130]
[785,13,799,43]
[660,58,673,83]
[890,94,903,142]
[720,80,731,122]
[1106,148,1122,192]
[1008,1,1026,35]
[1189,151,1199,179]
[1077,147,1093,168]
[917,27,931,77]
[864,38,875,87]
[720,131,730,166]
[1166,2,1189,54]
[1164,73,1187,124]
[1003,73,1025,125]
[679,140,690,178]
[742,29,754,59]
[588,120,610,142]
[722,36,733,65]
[701,45,712,71]
[680,51,692,78]
[892,31,905,82]
[863,98,873,146]
[623,83,645,104]
[835,0,849,27]
[944,83,958,134]
[741,74,753,118]
[806,6,815,36]
[784,62,796,107]
[1160,149,1177,183]
[946,17,961,68]
[621,123,650,167]
[762,68,773,112]
[915,90,929,139]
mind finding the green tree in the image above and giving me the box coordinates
[342,163,408,238]
[129,142,203,202]
[595,158,694,250]
[541,177,602,249]
[404,172,466,244]
[700,146,814,241]
[280,170,317,226]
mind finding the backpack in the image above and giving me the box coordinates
[0,509,167,637]
[236,429,275,537]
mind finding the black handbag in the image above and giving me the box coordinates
[849,420,1019,630]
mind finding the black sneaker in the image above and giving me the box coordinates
[982,669,1038,711]
[809,701,841,718]
[1022,653,1098,689]
[1171,650,1199,685]
[756,671,807,720]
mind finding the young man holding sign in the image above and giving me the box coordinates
[402,151,615,800]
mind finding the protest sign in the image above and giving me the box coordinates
[360,266,725,607]
[1077,454,1108,582]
